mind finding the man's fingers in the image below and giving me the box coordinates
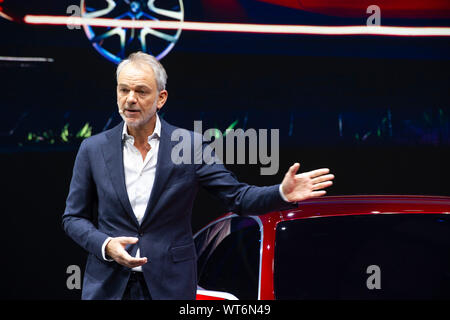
[118,251,148,268]
[311,174,335,184]
[309,190,327,198]
[300,168,330,179]
[125,257,148,268]
[118,237,139,245]
[312,180,333,191]
[288,163,300,177]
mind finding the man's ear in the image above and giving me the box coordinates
[157,90,168,111]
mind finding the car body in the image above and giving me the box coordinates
[194,195,450,300]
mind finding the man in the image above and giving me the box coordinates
[62,52,335,300]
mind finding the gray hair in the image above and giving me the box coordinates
[116,52,168,91]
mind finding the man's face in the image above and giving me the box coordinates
[117,63,167,129]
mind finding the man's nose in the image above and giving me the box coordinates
[126,91,137,103]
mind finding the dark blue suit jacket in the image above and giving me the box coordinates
[62,119,295,299]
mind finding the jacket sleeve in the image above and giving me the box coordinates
[195,139,297,215]
[62,139,110,260]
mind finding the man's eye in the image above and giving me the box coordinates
[119,88,129,93]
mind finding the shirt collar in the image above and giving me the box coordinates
[122,113,161,142]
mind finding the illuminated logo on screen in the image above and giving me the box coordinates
[80,0,184,63]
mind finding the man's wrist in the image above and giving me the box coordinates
[279,184,290,202]
[101,237,114,261]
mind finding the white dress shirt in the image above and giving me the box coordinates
[102,114,161,272]
[101,114,290,271]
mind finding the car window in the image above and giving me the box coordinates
[274,214,450,299]
[195,216,261,299]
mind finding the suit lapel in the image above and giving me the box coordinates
[140,118,176,227]
[102,121,140,228]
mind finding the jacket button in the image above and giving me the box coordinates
[138,231,144,237]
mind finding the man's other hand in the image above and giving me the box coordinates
[105,237,148,268]
[281,162,335,202]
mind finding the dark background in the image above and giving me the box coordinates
[1,0,449,299]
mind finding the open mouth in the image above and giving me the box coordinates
[125,109,140,115]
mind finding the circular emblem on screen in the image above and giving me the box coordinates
[80,0,184,63]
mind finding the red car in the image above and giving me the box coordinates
[195,195,450,300]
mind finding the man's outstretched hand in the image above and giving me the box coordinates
[105,237,148,268]
[281,163,335,202]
